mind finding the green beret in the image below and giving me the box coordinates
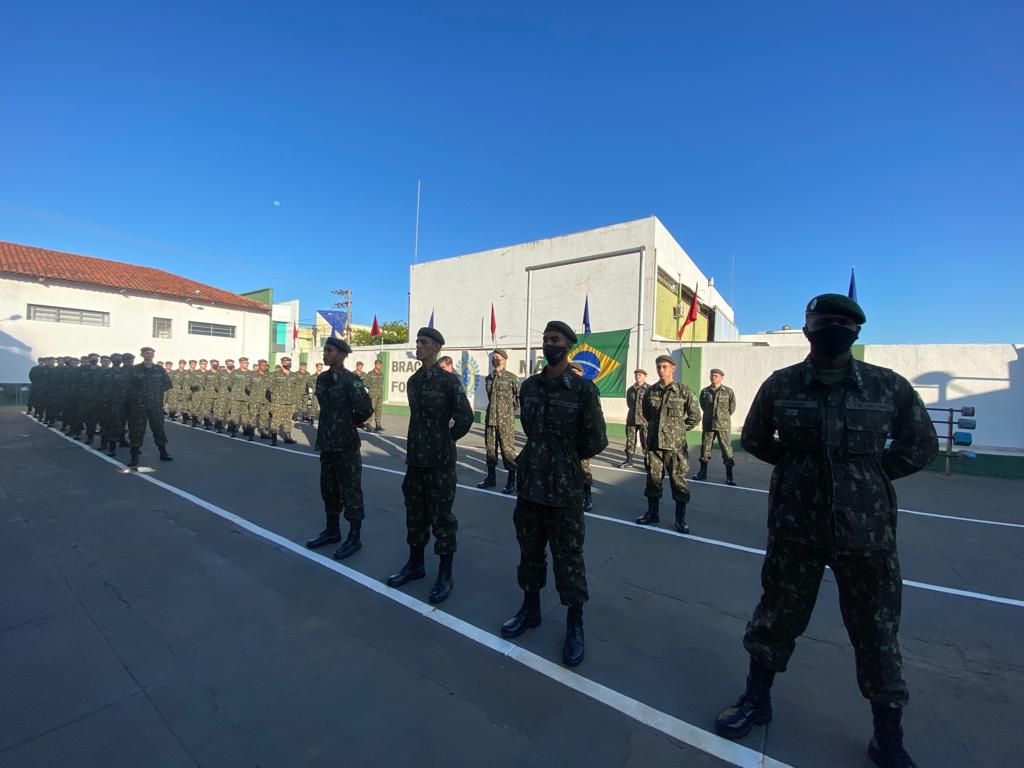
[806,293,866,324]
[710,368,724,376]
[544,320,577,345]
[655,354,676,367]
[324,337,351,353]
[417,327,445,345]
[634,368,647,375]
[492,348,508,360]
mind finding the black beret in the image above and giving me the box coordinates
[806,293,866,324]
[417,327,445,345]
[544,320,577,345]
[655,354,676,367]
[324,337,351,353]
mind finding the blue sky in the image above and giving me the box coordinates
[2,1,1021,343]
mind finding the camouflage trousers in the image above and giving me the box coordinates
[484,423,516,470]
[310,395,320,421]
[227,399,251,429]
[269,404,295,437]
[625,424,647,456]
[700,430,734,463]
[104,403,127,442]
[580,458,592,487]
[164,389,177,415]
[513,499,588,608]
[368,397,382,428]
[128,405,168,449]
[645,448,690,503]
[320,450,364,523]
[402,465,458,556]
[744,535,908,706]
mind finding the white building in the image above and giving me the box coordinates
[0,240,271,383]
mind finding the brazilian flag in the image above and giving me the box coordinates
[569,329,630,397]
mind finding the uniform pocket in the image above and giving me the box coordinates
[845,406,891,455]
[772,400,819,450]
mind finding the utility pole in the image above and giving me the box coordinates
[331,288,352,343]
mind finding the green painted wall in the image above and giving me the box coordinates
[654,281,709,341]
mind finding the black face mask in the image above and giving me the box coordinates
[542,344,568,366]
[807,325,859,357]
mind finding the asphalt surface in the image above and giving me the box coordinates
[2,406,1022,768]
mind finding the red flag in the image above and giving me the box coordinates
[370,314,381,338]
[292,321,298,342]
[489,303,496,342]
[677,284,700,339]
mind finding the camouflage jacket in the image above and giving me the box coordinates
[643,381,701,452]
[130,363,172,410]
[484,369,519,430]
[108,366,134,408]
[170,369,187,393]
[315,368,373,453]
[405,362,474,468]
[625,382,650,427]
[268,371,296,404]
[231,369,253,401]
[293,372,311,404]
[741,357,938,554]
[517,369,608,506]
[699,384,736,431]
[215,370,233,406]
[363,369,385,404]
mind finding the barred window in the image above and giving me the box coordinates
[188,321,235,338]
[27,304,109,326]
[153,317,173,339]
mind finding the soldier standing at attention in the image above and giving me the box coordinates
[27,357,43,417]
[695,368,738,485]
[620,368,650,468]
[127,347,173,468]
[100,354,123,456]
[478,348,519,494]
[354,361,365,380]
[305,338,373,560]
[362,358,385,432]
[635,355,701,533]
[162,361,175,416]
[714,295,938,768]
[206,360,222,429]
[229,357,253,439]
[501,321,607,667]
[182,360,197,424]
[253,359,271,437]
[267,356,299,446]
[191,359,209,427]
[296,360,311,422]
[309,362,323,424]
[386,328,473,604]
[567,361,595,512]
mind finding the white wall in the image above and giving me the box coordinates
[653,218,734,324]
[0,276,271,382]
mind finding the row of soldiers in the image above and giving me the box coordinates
[151,355,383,445]
[27,347,173,466]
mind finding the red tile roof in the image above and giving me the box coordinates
[0,240,270,313]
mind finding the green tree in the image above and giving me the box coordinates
[351,320,408,346]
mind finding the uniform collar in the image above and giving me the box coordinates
[799,356,864,390]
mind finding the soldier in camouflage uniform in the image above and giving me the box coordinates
[99,354,123,455]
[228,357,253,439]
[567,361,596,512]
[362,358,385,432]
[266,356,298,446]
[695,368,738,485]
[714,295,938,768]
[386,328,474,605]
[635,355,701,533]
[309,362,323,423]
[189,359,208,427]
[252,359,271,437]
[620,368,650,468]
[305,338,374,560]
[477,349,519,494]
[162,361,175,415]
[126,347,173,468]
[501,321,607,668]
[79,353,104,445]
[63,356,89,438]
[26,357,44,417]
[204,360,222,429]
[212,360,234,432]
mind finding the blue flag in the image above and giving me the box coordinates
[848,268,858,302]
[428,309,435,329]
[582,294,591,334]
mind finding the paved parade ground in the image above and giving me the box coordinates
[1,405,1022,768]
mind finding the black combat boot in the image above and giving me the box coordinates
[204,418,212,431]
[500,590,541,638]
[227,424,237,437]
[477,465,497,489]
[693,460,708,481]
[428,554,454,604]
[502,468,517,495]
[386,545,426,587]
[247,428,254,442]
[84,431,95,446]
[582,485,593,512]
[306,515,341,549]
[562,606,585,667]
[674,501,689,534]
[270,433,278,447]
[127,448,140,469]
[868,704,918,768]
[333,521,363,560]
[191,416,199,428]
[715,659,775,739]
[635,497,660,525]
[158,445,173,462]
[215,421,223,434]
[106,440,117,457]
[618,453,633,468]
[725,461,736,486]
[119,436,130,447]
[283,435,297,444]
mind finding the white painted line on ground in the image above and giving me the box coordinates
[160,417,1024,610]
[32,417,791,768]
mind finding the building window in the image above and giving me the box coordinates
[153,317,173,339]
[188,321,235,338]
[272,321,287,353]
[27,304,109,326]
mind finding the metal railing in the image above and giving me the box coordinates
[926,406,977,475]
